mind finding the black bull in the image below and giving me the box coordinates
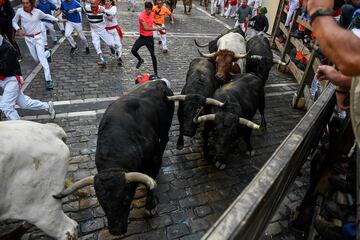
[167,58,223,150]
[54,80,174,235]
[194,26,245,53]
[197,73,266,170]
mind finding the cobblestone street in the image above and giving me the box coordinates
[2,1,307,239]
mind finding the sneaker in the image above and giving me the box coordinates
[53,40,58,45]
[163,49,168,53]
[158,41,162,45]
[17,56,23,62]
[47,49,52,63]
[61,30,65,35]
[127,8,130,10]
[70,46,78,55]
[85,47,90,54]
[211,13,215,17]
[48,101,56,119]
[46,81,54,90]
[117,57,123,66]
[98,56,107,66]
[136,59,144,69]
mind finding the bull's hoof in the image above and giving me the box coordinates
[246,150,255,157]
[176,144,184,150]
[215,161,226,170]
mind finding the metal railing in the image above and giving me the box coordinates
[202,84,336,240]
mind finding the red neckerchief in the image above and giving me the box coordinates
[91,5,99,14]
[24,6,34,15]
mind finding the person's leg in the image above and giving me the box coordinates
[98,28,115,51]
[161,25,168,51]
[73,22,89,48]
[210,0,216,15]
[0,78,21,120]
[131,37,146,63]
[16,91,49,110]
[34,37,52,82]
[285,2,299,27]
[91,30,102,55]
[41,22,48,47]
[111,29,122,57]
[65,22,77,48]
[25,37,39,62]
[144,37,158,75]
[45,22,57,43]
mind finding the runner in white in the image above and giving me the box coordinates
[103,0,123,65]
[84,0,117,66]
[12,0,65,89]
[57,0,90,56]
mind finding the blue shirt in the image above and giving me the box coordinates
[61,0,82,23]
[36,0,57,23]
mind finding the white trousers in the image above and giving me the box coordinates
[285,1,299,26]
[224,5,237,17]
[25,35,52,82]
[91,28,115,55]
[153,24,168,50]
[107,28,122,57]
[41,21,57,46]
[65,21,88,48]
[211,0,224,15]
[0,77,48,120]
[56,15,65,31]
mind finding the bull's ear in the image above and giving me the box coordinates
[231,63,241,74]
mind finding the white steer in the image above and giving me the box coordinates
[0,120,78,240]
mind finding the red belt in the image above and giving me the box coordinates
[25,32,41,37]
[105,25,123,39]
[0,75,25,88]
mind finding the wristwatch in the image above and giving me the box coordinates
[310,9,333,25]
[310,8,333,24]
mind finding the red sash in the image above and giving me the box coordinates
[105,25,123,39]
[0,75,25,88]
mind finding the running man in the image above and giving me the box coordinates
[12,0,64,89]
[131,1,165,76]
[57,0,90,56]
[153,0,174,53]
[0,35,56,120]
[36,0,58,46]
[84,0,118,66]
[103,0,123,65]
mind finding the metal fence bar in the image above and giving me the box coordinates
[202,84,336,240]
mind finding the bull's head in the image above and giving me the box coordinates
[167,95,224,137]
[197,49,247,83]
[53,171,156,235]
[195,113,259,169]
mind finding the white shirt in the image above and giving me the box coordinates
[12,8,58,35]
[103,6,118,27]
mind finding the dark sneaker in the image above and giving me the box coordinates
[85,47,90,54]
[47,48,52,63]
[70,46,78,55]
[163,49,168,53]
[48,101,56,119]
[61,30,65,35]
[98,57,107,67]
[117,57,123,66]
[46,81,54,90]
[53,40,58,45]
[158,41,162,45]
[136,59,144,69]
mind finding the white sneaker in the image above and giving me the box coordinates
[48,101,56,120]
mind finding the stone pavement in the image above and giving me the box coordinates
[2,1,308,239]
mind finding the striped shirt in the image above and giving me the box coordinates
[84,4,106,30]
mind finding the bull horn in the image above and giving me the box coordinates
[234,52,248,59]
[53,176,94,199]
[273,59,289,66]
[205,98,225,107]
[194,39,209,48]
[193,114,216,123]
[125,172,157,190]
[239,118,260,129]
[197,48,216,58]
[250,55,263,60]
[167,95,186,101]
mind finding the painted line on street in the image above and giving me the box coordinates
[265,83,298,88]
[192,4,232,30]
[20,91,296,120]
[21,36,66,91]
[81,31,220,38]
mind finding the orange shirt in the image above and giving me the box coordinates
[153,5,171,25]
[138,11,154,36]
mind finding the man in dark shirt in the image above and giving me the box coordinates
[248,7,269,38]
[0,0,21,59]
